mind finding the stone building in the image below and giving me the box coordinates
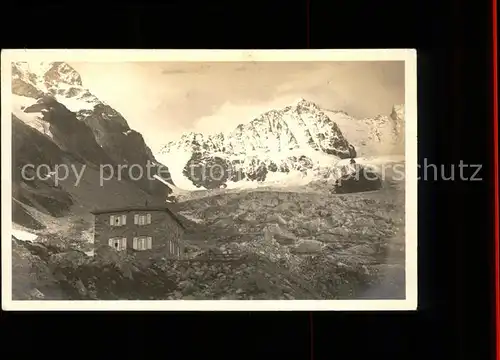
[90,206,186,258]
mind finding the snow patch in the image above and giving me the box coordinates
[54,94,96,112]
[177,212,205,224]
[155,151,200,191]
[12,94,53,138]
[12,228,39,242]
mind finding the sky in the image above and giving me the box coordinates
[70,61,405,152]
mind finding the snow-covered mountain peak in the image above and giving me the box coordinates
[156,99,406,190]
[156,98,359,190]
[12,61,100,114]
[12,62,52,79]
[11,60,175,205]
[12,61,83,90]
[43,62,83,87]
[292,97,321,111]
[161,97,353,158]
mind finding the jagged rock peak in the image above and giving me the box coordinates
[292,97,321,109]
[13,61,83,87]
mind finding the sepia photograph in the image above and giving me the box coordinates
[1,49,417,310]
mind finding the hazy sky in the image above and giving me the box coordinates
[70,61,404,152]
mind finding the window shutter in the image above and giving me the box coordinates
[147,236,152,249]
[147,213,151,224]
[133,237,138,249]
[122,215,127,225]
[121,238,127,249]
[134,214,139,224]
[110,215,115,225]
[108,238,113,247]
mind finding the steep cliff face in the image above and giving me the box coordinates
[11,62,174,229]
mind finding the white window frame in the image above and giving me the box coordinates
[133,236,153,250]
[108,237,127,251]
[134,213,152,226]
[110,214,127,226]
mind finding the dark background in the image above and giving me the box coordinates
[1,0,496,359]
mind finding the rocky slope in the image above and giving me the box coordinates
[158,99,404,190]
[11,62,174,230]
[12,170,405,300]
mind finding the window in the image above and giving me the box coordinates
[110,214,126,226]
[134,213,152,225]
[108,237,127,251]
[133,236,153,250]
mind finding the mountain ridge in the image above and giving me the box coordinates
[11,61,174,231]
[158,99,404,190]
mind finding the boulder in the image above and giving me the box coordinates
[333,165,383,194]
